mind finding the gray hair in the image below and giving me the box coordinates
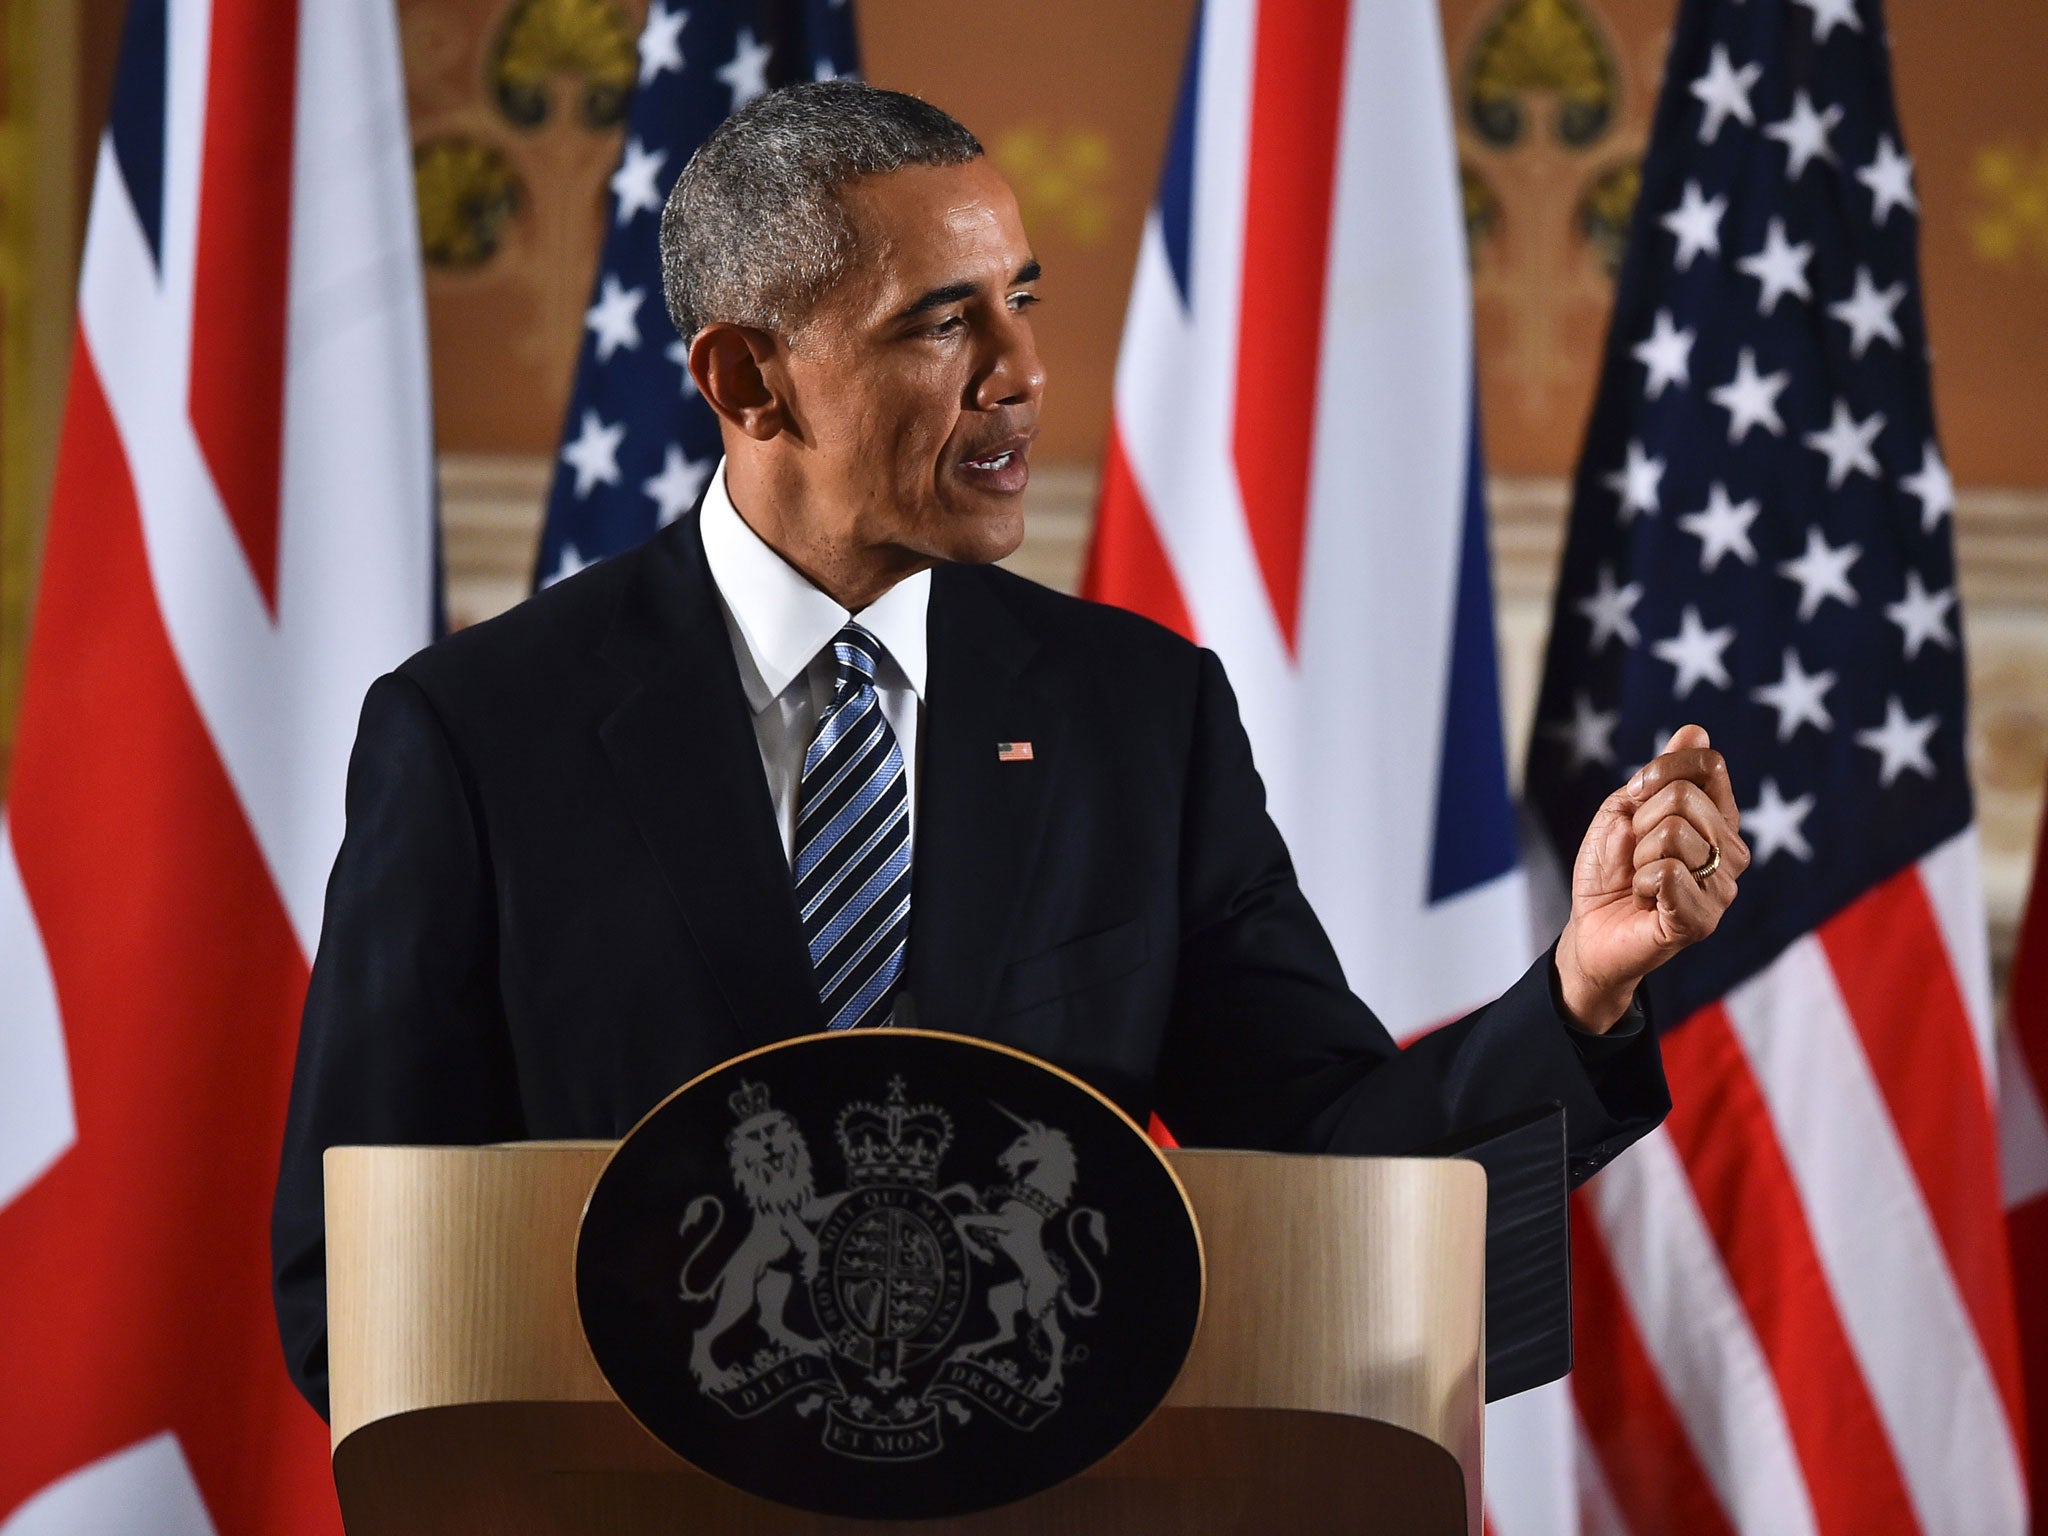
[658,81,983,344]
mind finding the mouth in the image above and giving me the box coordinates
[953,434,1033,496]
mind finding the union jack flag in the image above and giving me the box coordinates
[534,0,860,591]
[1082,1,1568,1524]
[0,0,433,1529]
[1525,0,2033,1528]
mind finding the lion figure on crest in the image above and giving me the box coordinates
[677,1087,844,1390]
[949,1107,1109,1400]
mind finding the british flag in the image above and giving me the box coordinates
[0,0,433,1529]
[1526,0,2035,1529]
[533,0,860,591]
[1081,0,1576,1526]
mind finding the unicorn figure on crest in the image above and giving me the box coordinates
[947,1106,1109,1401]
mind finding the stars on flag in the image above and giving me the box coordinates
[1791,0,1863,45]
[1652,606,1738,697]
[561,410,626,497]
[1527,0,1978,1032]
[1743,777,1817,863]
[1545,692,1621,770]
[611,139,669,224]
[585,275,646,362]
[543,541,594,588]
[1710,347,1790,443]
[718,28,774,109]
[643,444,714,526]
[1857,134,1918,225]
[535,0,859,595]
[1691,45,1761,144]
[1764,91,1842,179]
[1737,218,1814,315]
[1663,180,1727,270]
[1855,696,1939,786]
[1884,571,1957,660]
[1634,309,1696,398]
[1677,482,1761,571]
[1577,564,1645,651]
[1900,442,1955,532]
[638,3,688,83]
[1604,440,1665,521]
[1777,525,1862,619]
[1803,399,1885,488]
[1750,647,1837,740]
[1827,266,1906,358]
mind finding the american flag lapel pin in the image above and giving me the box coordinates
[997,741,1034,763]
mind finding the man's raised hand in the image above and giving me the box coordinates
[1554,724,1750,1031]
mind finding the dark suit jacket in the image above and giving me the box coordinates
[272,509,1669,1417]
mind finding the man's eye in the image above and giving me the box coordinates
[927,315,966,337]
[1009,291,1041,311]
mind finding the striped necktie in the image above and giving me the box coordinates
[794,623,911,1030]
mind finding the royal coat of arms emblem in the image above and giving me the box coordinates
[679,1074,1110,1459]
[576,1031,1203,1521]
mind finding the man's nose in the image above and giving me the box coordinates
[973,310,1046,411]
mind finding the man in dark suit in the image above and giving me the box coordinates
[273,83,1748,1417]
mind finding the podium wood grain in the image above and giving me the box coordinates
[326,1143,1486,1535]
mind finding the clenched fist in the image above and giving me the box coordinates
[1555,724,1750,1031]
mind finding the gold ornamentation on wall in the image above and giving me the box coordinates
[415,135,527,269]
[1450,0,1647,472]
[1576,159,1640,277]
[1463,0,1619,150]
[994,127,1114,246]
[489,0,638,131]
[1461,161,1502,262]
[1969,140,2048,269]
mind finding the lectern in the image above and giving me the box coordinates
[326,1143,1488,1534]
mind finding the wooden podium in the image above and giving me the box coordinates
[326,1143,1487,1535]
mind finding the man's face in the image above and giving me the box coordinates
[778,157,1044,570]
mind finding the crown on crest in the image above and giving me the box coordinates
[836,1076,953,1190]
[727,1080,773,1123]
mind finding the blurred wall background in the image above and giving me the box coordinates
[2,0,2044,948]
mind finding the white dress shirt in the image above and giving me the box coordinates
[698,460,929,865]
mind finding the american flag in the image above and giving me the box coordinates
[0,0,433,1528]
[1525,0,2030,1529]
[534,0,860,590]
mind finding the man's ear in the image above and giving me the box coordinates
[690,324,789,441]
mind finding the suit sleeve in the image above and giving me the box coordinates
[1152,648,1669,1180]
[271,672,525,1421]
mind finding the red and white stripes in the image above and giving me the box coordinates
[1573,830,2030,1535]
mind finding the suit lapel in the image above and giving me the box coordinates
[909,567,1066,1035]
[596,514,824,1050]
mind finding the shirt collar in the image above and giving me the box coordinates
[698,459,931,713]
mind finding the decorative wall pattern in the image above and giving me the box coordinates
[399,0,641,454]
[0,1,81,790]
[1448,0,1658,475]
[993,128,1116,247]
[1970,140,2048,270]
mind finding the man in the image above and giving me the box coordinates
[273,82,1747,1417]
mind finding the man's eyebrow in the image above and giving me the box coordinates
[894,261,1044,320]
[897,281,979,319]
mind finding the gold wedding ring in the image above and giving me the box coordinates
[1690,842,1722,886]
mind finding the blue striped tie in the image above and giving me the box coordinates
[794,623,911,1030]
